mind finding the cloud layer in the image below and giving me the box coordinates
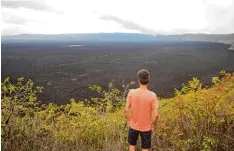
[99,14,157,35]
[1,0,234,35]
[2,1,52,11]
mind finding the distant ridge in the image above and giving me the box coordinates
[167,33,234,50]
[2,33,234,50]
[1,33,161,42]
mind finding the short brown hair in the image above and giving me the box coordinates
[137,69,150,85]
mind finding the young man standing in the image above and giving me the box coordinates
[125,69,159,151]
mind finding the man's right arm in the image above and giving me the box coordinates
[152,93,159,125]
[124,90,132,121]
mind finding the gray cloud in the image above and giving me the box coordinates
[1,1,234,35]
[1,26,24,35]
[203,1,234,34]
[2,16,28,24]
[1,4,44,25]
[99,14,208,35]
[1,0,62,13]
[2,14,43,25]
[99,14,157,35]
[2,1,49,11]
[99,1,234,35]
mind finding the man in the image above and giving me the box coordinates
[125,69,159,151]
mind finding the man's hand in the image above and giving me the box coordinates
[152,108,158,125]
[152,115,158,126]
[152,116,158,133]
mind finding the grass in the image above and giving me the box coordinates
[1,71,234,151]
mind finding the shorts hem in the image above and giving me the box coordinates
[142,146,151,149]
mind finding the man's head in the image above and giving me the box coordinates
[137,69,150,85]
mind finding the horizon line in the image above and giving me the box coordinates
[2,32,234,37]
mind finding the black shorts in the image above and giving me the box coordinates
[128,127,152,149]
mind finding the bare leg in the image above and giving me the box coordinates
[129,145,136,151]
[142,149,149,151]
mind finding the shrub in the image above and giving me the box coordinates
[1,73,234,151]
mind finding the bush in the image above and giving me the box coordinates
[1,72,234,151]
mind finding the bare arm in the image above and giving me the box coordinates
[124,90,132,121]
[152,94,159,125]
[152,107,158,125]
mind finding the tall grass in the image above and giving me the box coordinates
[1,71,234,151]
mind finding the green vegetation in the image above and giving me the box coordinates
[1,71,234,151]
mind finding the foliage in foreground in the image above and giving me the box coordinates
[1,72,234,151]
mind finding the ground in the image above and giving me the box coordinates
[2,41,234,104]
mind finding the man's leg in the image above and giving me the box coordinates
[129,145,136,151]
[140,130,152,151]
[128,127,139,151]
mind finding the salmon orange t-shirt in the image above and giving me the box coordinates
[126,88,158,131]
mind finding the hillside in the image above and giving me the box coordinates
[166,33,234,50]
[1,71,234,150]
[2,33,234,50]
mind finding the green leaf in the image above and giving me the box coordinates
[18,77,24,82]
[4,77,10,83]
[212,77,220,84]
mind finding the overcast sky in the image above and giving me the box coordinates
[1,0,234,35]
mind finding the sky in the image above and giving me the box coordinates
[1,0,234,36]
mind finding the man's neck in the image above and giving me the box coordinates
[139,84,148,90]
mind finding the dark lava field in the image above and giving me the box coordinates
[2,41,234,104]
